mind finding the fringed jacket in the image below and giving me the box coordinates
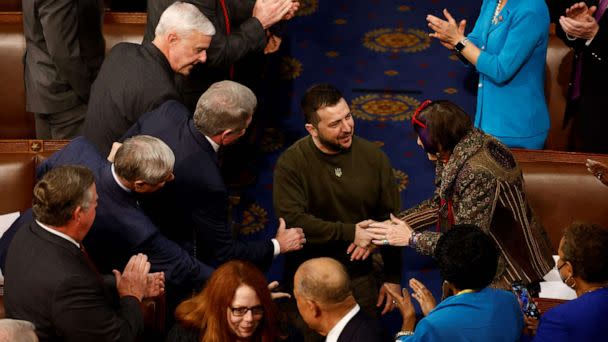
[400,129,554,285]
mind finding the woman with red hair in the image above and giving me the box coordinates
[167,260,284,342]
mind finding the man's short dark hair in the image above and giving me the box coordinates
[300,84,344,126]
[413,100,472,154]
[562,222,608,283]
[32,165,95,226]
[435,225,498,290]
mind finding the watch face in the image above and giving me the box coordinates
[455,42,465,53]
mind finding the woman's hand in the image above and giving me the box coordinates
[409,278,437,316]
[427,9,466,49]
[367,214,413,247]
[268,281,291,300]
[586,159,608,186]
[383,283,416,331]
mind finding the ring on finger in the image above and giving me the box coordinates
[382,239,389,246]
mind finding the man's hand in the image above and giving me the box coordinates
[144,272,165,298]
[253,0,293,29]
[586,159,608,186]
[283,1,300,20]
[367,214,413,247]
[354,219,374,248]
[275,218,306,253]
[268,280,291,300]
[377,282,400,315]
[565,2,596,20]
[113,253,150,302]
[107,142,122,162]
[264,33,282,54]
[409,278,436,316]
[383,283,417,331]
[346,243,375,261]
[559,4,599,40]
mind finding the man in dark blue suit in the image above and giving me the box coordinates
[293,257,391,342]
[121,80,306,271]
[0,135,214,293]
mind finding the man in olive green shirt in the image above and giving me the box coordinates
[273,84,402,341]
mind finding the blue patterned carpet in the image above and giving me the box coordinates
[232,0,482,324]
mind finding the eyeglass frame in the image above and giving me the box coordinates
[229,305,265,317]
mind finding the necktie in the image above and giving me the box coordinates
[218,0,235,79]
[596,0,608,20]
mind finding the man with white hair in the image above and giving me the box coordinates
[121,80,306,273]
[0,135,214,292]
[0,319,38,342]
[83,1,216,156]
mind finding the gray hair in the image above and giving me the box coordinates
[114,135,175,184]
[155,1,216,38]
[193,81,257,136]
[0,318,38,342]
[295,257,352,305]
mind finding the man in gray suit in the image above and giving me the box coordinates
[22,0,105,139]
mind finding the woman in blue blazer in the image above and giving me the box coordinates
[532,222,608,341]
[427,0,550,149]
[386,225,523,342]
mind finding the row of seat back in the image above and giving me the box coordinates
[0,11,146,138]
[513,148,608,252]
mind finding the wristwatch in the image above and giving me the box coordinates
[454,37,469,53]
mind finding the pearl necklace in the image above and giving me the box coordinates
[492,0,503,25]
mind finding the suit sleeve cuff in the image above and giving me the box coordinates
[271,238,280,257]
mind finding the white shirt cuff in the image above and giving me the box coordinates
[271,238,280,257]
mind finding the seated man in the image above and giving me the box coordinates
[293,257,391,342]
[273,83,401,340]
[0,136,214,294]
[122,80,306,271]
[83,1,216,156]
[4,165,163,341]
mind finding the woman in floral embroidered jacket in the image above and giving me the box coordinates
[367,100,553,286]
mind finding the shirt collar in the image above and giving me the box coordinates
[36,220,80,248]
[205,135,220,153]
[325,304,360,342]
[111,164,131,192]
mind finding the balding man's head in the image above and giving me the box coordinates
[294,257,352,306]
[293,258,356,335]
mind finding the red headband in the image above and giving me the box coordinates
[411,100,432,129]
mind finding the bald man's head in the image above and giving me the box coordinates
[294,257,352,306]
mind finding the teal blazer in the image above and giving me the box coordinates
[400,287,523,342]
[467,0,550,145]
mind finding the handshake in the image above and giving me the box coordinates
[347,214,414,261]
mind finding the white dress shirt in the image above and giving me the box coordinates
[36,220,80,248]
[325,304,360,342]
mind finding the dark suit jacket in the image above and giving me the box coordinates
[83,42,181,156]
[4,221,143,341]
[0,137,214,292]
[122,100,274,269]
[22,0,105,113]
[144,0,267,110]
[337,310,391,342]
[557,0,608,152]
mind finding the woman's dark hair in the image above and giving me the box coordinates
[300,83,344,126]
[412,100,472,154]
[435,225,498,290]
[562,222,608,283]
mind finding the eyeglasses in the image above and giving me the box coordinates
[557,260,568,271]
[229,305,264,317]
[411,100,432,129]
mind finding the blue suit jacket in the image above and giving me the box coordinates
[467,0,550,142]
[400,287,523,342]
[122,100,274,269]
[533,288,608,342]
[0,137,213,290]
